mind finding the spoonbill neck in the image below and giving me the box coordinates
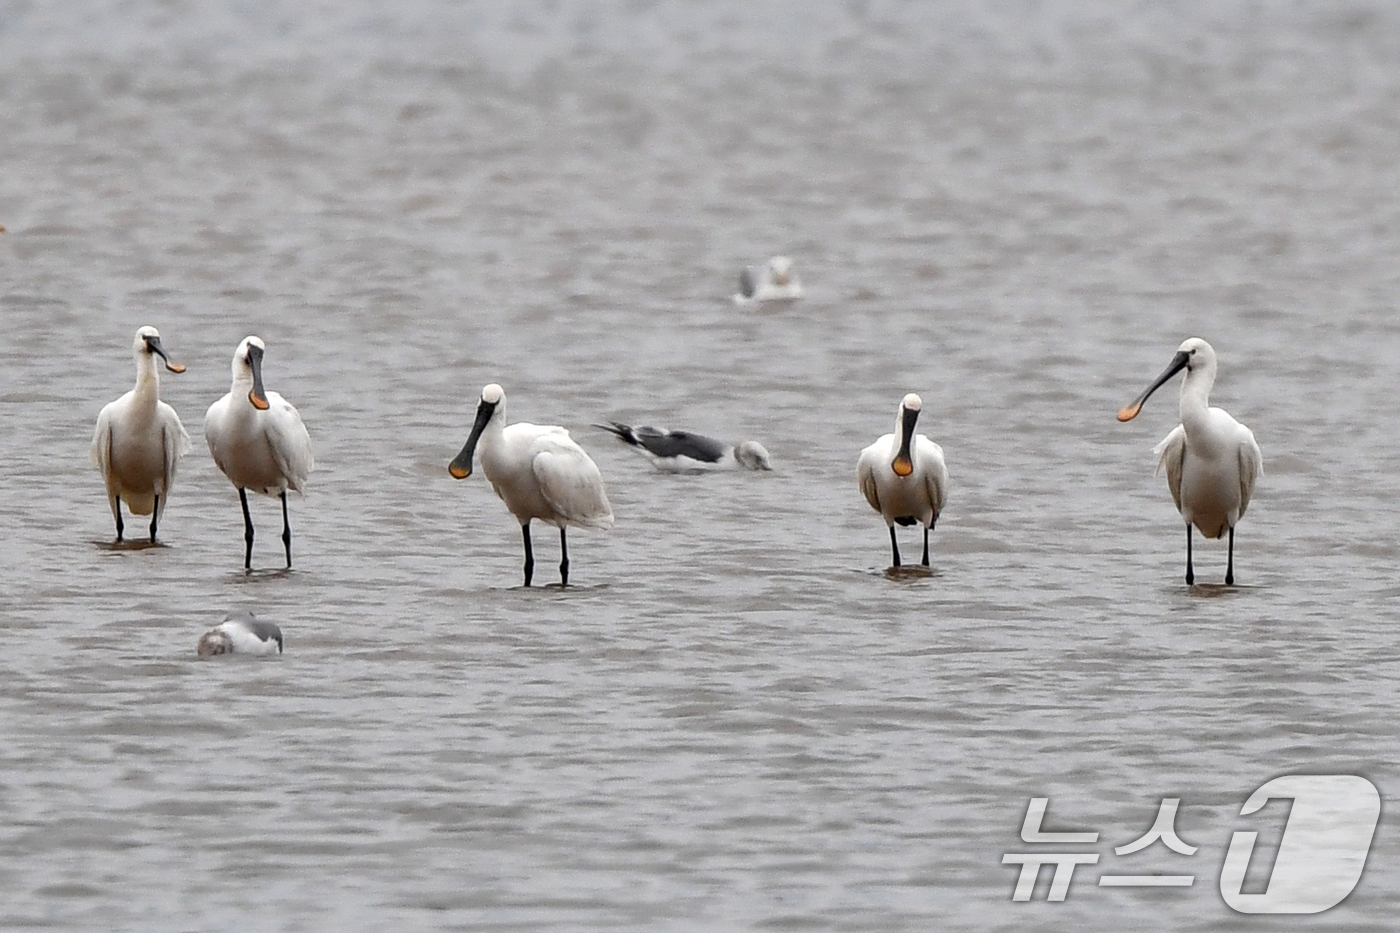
[133,352,162,399]
[1178,365,1216,426]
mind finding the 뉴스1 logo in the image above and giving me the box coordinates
[1002,774,1380,913]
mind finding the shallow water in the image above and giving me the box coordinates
[2,1,1399,930]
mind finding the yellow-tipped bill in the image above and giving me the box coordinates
[1118,349,1190,425]
[166,361,186,374]
[892,456,913,477]
[448,461,471,479]
[249,390,270,411]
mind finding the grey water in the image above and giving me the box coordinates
[2,1,1399,930]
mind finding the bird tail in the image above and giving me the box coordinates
[592,421,639,448]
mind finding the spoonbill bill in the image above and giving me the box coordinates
[449,384,614,587]
[204,336,314,570]
[734,256,804,304]
[594,421,773,472]
[1118,337,1263,586]
[858,393,949,568]
[197,610,284,656]
[90,326,190,542]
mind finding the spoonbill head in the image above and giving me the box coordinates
[857,393,949,568]
[90,326,191,543]
[1118,337,1263,585]
[205,336,314,571]
[450,384,613,587]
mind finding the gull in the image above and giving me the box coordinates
[858,393,949,567]
[205,336,314,570]
[449,384,613,586]
[594,421,772,472]
[734,256,804,304]
[197,610,284,656]
[90,326,190,542]
[1118,337,1263,585]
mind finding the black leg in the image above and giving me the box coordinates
[239,488,255,571]
[921,524,930,567]
[1225,526,1235,586]
[115,496,124,542]
[1185,524,1194,586]
[889,526,901,567]
[149,494,159,543]
[559,527,569,587]
[280,490,292,568]
[521,524,534,587]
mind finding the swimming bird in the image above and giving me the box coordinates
[594,421,773,472]
[197,610,284,656]
[1118,337,1263,586]
[857,393,949,567]
[90,326,191,542]
[205,336,314,570]
[734,256,804,304]
[449,384,614,586]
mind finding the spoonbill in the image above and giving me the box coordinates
[858,393,949,567]
[449,384,614,587]
[205,336,314,570]
[1118,337,1263,586]
[594,421,773,472]
[90,326,191,542]
[197,610,284,656]
[734,256,804,304]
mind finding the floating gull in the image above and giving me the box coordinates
[197,610,284,656]
[857,393,949,568]
[450,384,614,587]
[594,421,772,472]
[205,336,314,570]
[90,326,191,543]
[1118,337,1262,586]
[734,256,803,304]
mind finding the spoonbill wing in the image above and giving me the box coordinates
[91,409,113,474]
[918,437,949,515]
[1237,430,1263,519]
[856,443,883,515]
[1153,424,1187,514]
[532,436,614,529]
[159,400,192,489]
[264,396,314,492]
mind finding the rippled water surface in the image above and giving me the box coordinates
[3,1,1400,930]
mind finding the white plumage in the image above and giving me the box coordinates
[90,326,191,542]
[204,336,314,570]
[450,384,613,586]
[857,393,949,567]
[1118,337,1263,585]
[197,610,284,657]
[734,256,804,304]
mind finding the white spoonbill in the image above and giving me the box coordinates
[594,421,773,472]
[449,384,614,587]
[858,393,949,567]
[1118,337,1263,586]
[90,326,191,543]
[205,336,314,570]
[734,256,804,304]
[197,610,284,657]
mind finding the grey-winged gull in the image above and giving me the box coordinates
[198,610,284,656]
[734,256,803,304]
[595,421,773,472]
